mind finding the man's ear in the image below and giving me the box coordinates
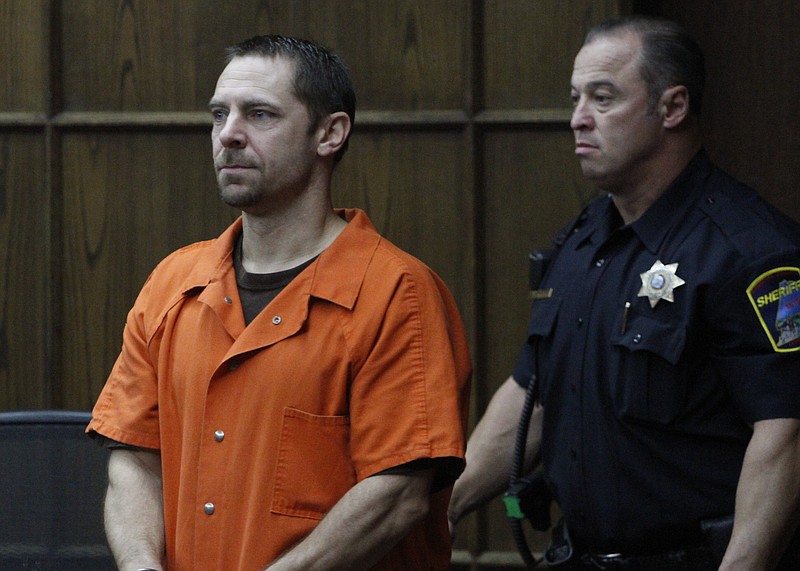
[660,85,690,129]
[316,112,351,158]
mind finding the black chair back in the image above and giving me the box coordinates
[0,410,114,570]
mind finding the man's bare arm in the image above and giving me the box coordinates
[105,448,166,571]
[448,376,543,531]
[720,418,800,570]
[265,467,435,571]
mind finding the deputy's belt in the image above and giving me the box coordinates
[574,544,717,570]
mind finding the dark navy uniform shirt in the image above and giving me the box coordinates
[513,151,800,553]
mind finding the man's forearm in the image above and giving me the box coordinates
[721,418,800,571]
[265,468,435,571]
[105,448,166,571]
[448,376,542,528]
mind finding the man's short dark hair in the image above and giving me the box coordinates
[225,35,356,163]
[585,16,705,116]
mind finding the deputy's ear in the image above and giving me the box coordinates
[660,85,690,129]
[316,112,351,158]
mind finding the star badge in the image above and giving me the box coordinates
[638,260,685,308]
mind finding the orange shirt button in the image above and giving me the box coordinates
[204,502,215,515]
[272,315,282,325]
[214,430,225,442]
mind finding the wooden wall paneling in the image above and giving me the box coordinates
[482,0,624,110]
[0,1,52,410]
[332,129,473,316]
[0,1,49,113]
[0,133,50,409]
[60,1,214,111]
[60,130,236,409]
[60,0,470,114]
[240,0,471,112]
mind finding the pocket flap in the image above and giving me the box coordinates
[525,297,562,338]
[614,315,686,365]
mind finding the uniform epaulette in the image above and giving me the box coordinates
[699,177,798,259]
[552,205,592,248]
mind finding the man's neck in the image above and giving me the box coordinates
[240,202,347,274]
[611,138,702,225]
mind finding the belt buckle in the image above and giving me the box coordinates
[585,552,628,569]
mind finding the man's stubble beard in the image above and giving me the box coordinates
[215,149,267,209]
[217,169,266,210]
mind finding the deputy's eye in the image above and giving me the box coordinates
[594,92,613,105]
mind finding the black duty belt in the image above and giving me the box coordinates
[567,544,718,570]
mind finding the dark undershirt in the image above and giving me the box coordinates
[234,233,317,325]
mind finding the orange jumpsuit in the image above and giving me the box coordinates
[88,208,472,570]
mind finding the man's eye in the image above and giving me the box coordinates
[211,110,226,122]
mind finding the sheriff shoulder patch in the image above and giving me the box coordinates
[746,267,800,352]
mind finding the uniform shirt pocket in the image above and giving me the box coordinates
[523,297,562,400]
[271,407,355,520]
[611,314,687,425]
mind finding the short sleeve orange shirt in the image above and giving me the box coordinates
[88,209,472,570]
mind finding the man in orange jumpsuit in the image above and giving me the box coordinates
[87,35,471,571]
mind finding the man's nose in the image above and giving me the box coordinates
[570,98,593,131]
[217,113,246,148]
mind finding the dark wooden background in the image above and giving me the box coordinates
[1,1,797,567]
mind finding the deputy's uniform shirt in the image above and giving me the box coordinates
[513,151,800,553]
